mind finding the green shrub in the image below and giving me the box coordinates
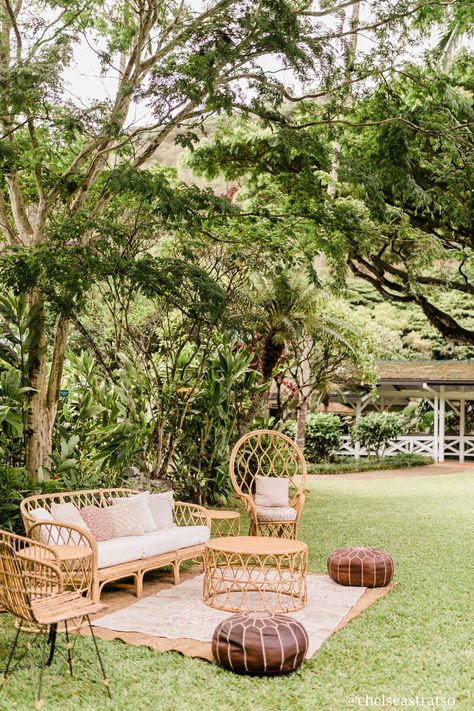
[172,340,264,505]
[350,412,406,459]
[304,413,342,462]
[282,414,342,462]
[0,466,29,532]
[281,420,296,439]
[307,453,433,475]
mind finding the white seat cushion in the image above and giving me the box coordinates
[97,525,211,568]
[141,526,210,558]
[97,536,145,569]
[141,528,178,558]
[256,505,297,522]
[167,525,210,551]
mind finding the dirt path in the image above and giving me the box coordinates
[306,461,474,482]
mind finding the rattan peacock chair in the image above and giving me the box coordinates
[0,529,111,709]
[229,429,307,539]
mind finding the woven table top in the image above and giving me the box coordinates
[207,510,240,521]
[18,544,92,562]
[206,536,307,556]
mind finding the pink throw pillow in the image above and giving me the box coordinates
[80,505,113,541]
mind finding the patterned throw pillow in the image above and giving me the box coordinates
[112,491,156,532]
[80,505,114,542]
[106,502,145,537]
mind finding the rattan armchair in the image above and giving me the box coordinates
[229,429,307,539]
[0,529,111,709]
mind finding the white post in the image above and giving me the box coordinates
[459,391,465,463]
[355,397,362,459]
[433,395,439,462]
[439,386,445,463]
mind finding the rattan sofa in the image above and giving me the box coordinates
[21,488,211,601]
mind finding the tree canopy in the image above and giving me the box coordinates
[0,0,471,482]
[188,51,474,344]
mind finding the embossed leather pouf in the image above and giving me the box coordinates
[327,547,394,587]
[212,612,308,675]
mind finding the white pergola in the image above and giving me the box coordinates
[338,361,474,462]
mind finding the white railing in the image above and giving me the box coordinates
[338,435,474,460]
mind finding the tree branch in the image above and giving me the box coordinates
[298,0,363,18]
[0,187,19,244]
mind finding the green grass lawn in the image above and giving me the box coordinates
[1,472,473,711]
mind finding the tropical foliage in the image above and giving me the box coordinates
[351,412,407,460]
[284,413,342,462]
[188,54,474,346]
[0,0,471,526]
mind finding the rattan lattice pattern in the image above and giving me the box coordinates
[203,536,307,613]
[229,430,307,539]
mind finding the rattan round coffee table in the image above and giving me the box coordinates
[207,510,241,537]
[203,536,307,613]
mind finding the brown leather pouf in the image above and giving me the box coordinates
[212,612,308,675]
[327,547,394,587]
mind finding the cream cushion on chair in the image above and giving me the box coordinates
[255,476,289,508]
[112,491,156,532]
[256,505,297,522]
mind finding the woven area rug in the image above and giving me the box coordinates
[92,573,377,658]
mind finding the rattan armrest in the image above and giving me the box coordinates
[292,491,305,518]
[241,493,257,518]
[174,502,211,528]
[28,521,97,561]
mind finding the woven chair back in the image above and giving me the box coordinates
[229,429,306,506]
[21,488,140,532]
[0,531,62,624]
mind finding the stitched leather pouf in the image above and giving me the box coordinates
[327,547,394,587]
[212,612,308,675]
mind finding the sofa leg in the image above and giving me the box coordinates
[135,573,143,598]
[173,561,181,586]
[92,579,100,603]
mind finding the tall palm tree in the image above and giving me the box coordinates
[240,267,361,449]
[435,0,473,69]
[250,269,319,381]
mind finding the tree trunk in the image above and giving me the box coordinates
[25,294,70,482]
[26,397,56,481]
[295,338,312,452]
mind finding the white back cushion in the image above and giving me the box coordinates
[51,502,91,531]
[149,491,174,529]
[30,507,65,545]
